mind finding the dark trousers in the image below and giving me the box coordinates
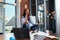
[22,24,30,38]
[30,25,39,31]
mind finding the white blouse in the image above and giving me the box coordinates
[21,16,33,29]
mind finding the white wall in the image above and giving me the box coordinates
[55,0,60,37]
[16,0,21,28]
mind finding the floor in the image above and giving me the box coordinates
[0,34,4,40]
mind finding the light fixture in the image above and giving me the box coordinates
[47,16,49,18]
[51,16,53,19]
[49,14,51,16]
[0,0,2,2]
[46,10,49,13]
[25,4,27,9]
[52,11,55,14]
[19,0,22,3]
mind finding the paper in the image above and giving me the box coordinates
[30,16,36,24]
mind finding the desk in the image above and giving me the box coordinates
[29,31,48,40]
[29,31,58,40]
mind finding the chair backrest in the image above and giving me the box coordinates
[13,28,24,38]
[13,28,30,38]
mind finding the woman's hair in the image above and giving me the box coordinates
[23,9,26,17]
[23,9,30,17]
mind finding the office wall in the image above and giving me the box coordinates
[13,0,30,28]
[55,0,60,37]
[20,0,30,18]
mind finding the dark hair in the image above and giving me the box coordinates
[23,9,26,17]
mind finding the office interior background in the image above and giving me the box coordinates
[0,0,60,38]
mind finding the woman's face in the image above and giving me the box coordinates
[26,9,29,15]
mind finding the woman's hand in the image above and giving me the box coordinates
[25,15,29,24]
[25,20,28,24]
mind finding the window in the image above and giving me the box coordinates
[5,0,15,4]
[0,0,16,33]
[4,0,16,33]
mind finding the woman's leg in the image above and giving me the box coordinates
[30,25,39,32]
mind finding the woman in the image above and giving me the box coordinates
[21,9,30,29]
[21,9,39,32]
[21,9,30,38]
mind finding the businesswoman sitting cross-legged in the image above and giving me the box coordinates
[21,8,39,33]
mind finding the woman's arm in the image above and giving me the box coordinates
[21,17,28,24]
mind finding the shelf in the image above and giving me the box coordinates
[37,1,44,4]
[31,4,36,6]
[38,10,44,12]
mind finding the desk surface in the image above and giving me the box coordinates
[29,31,58,40]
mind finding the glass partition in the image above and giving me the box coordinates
[30,0,56,33]
[37,0,45,31]
[30,0,46,32]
